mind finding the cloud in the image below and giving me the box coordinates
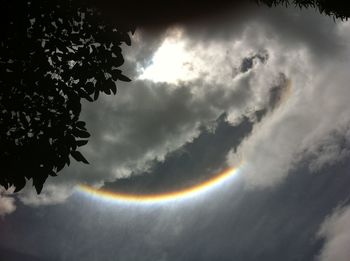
[0,188,16,216]
[226,16,350,188]
[21,27,278,202]
[317,205,350,261]
[305,124,350,172]
[239,49,269,73]
[102,113,255,194]
[14,5,350,207]
[19,184,74,207]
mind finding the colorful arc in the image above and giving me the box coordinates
[78,164,242,204]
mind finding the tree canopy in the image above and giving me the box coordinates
[0,0,134,193]
[255,0,350,20]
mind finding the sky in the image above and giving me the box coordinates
[1,2,350,261]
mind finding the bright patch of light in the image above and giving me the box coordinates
[138,29,198,84]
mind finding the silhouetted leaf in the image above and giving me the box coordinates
[105,79,116,95]
[81,91,94,102]
[76,121,86,129]
[122,32,131,46]
[73,129,90,138]
[111,82,117,95]
[71,150,89,164]
[84,82,95,95]
[49,171,57,177]
[14,177,26,193]
[111,69,121,80]
[32,172,48,194]
[76,140,88,147]
[56,158,66,172]
[94,89,100,100]
[118,73,131,82]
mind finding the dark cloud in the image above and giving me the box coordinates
[103,113,254,194]
[94,0,251,30]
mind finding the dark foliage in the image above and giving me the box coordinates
[255,0,350,20]
[0,0,134,193]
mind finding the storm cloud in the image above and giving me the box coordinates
[10,2,350,212]
[2,3,350,261]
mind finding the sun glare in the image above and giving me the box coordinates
[138,29,197,84]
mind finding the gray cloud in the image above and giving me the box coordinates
[103,113,255,194]
[317,204,350,261]
[183,5,344,62]
[226,19,350,188]
[17,35,282,206]
[0,195,16,216]
[304,124,350,172]
[11,3,350,217]
[0,188,16,216]
[3,4,350,261]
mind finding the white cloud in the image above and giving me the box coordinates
[317,205,350,261]
[19,184,74,207]
[0,188,16,216]
[227,17,350,188]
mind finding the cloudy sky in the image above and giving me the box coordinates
[2,3,350,260]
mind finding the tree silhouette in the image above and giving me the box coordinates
[0,0,134,193]
[254,0,350,20]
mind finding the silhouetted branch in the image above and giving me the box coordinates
[254,0,350,20]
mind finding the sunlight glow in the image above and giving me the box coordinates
[138,29,198,84]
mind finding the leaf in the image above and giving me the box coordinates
[94,89,100,100]
[111,82,117,95]
[76,121,86,129]
[13,177,26,193]
[121,32,131,46]
[84,82,95,94]
[66,155,70,166]
[32,172,48,194]
[49,171,57,176]
[105,79,116,95]
[112,55,124,67]
[103,87,111,95]
[68,136,77,151]
[81,92,94,102]
[2,182,9,190]
[76,140,88,147]
[56,158,66,172]
[73,128,90,138]
[118,73,131,82]
[71,150,89,164]
[34,182,44,194]
[111,69,122,81]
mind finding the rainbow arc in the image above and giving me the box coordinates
[78,164,242,204]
